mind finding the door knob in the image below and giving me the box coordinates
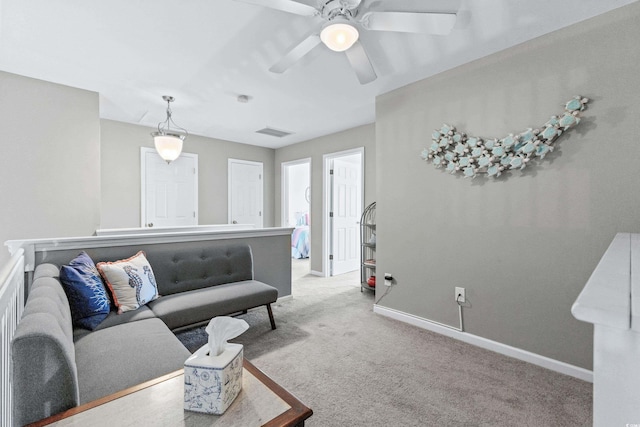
[232,220,238,224]
[147,223,154,228]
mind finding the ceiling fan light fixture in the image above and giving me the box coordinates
[320,20,359,52]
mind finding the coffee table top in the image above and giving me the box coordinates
[30,359,312,427]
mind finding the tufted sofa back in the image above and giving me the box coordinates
[145,243,254,295]
[31,243,256,297]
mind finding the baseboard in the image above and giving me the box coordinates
[373,304,593,383]
[277,295,293,302]
[310,270,325,277]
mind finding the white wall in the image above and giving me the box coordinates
[375,2,640,370]
[0,71,100,265]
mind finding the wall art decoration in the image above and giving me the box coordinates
[421,96,589,178]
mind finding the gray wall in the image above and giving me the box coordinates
[100,119,275,229]
[275,124,376,273]
[0,71,100,266]
[375,2,640,370]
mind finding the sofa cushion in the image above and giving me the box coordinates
[97,251,159,313]
[59,251,111,330]
[74,318,190,404]
[72,305,156,341]
[148,280,278,330]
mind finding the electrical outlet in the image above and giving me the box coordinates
[384,273,393,287]
[455,287,466,303]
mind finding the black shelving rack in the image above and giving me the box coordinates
[360,202,376,292]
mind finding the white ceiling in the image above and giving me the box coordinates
[0,0,635,149]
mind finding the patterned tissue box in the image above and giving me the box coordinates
[184,343,243,414]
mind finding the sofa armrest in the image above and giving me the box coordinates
[11,275,79,426]
[12,312,79,426]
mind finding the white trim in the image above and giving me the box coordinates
[281,157,311,227]
[322,154,330,278]
[96,224,254,236]
[322,147,365,278]
[228,158,264,228]
[310,270,324,277]
[277,295,293,303]
[0,248,24,301]
[0,248,24,427]
[6,227,294,272]
[140,147,147,227]
[571,233,633,330]
[373,304,593,383]
[140,147,199,228]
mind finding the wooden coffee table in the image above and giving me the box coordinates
[30,359,312,427]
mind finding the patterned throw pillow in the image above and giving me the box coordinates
[59,251,111,330]
[97,251,159,313]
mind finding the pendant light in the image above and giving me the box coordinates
[151,95,188,164]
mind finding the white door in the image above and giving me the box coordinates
[331,156,361,275]
[229,159,263,228]
[141,148,198,228]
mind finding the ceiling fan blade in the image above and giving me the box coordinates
[360,11,457,35]
[269,34,322,73]
[344,40,377,85]
[233,0,318,16]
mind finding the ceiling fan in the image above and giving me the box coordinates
[234,0,457,84]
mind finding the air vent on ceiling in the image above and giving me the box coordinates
[255,127,293,138]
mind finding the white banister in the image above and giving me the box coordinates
[5,227,295,299]
[571,232,640,426]
[571,232,631,329]
[5,227,294,273]
[0,248,25,427]
[94,223,255,236]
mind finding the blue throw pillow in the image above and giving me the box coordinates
[59,251,111,330]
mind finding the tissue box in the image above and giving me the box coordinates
[184,343,243,414]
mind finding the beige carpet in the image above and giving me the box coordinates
[176,259,592,426]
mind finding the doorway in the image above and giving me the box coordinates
[140,147,198,228]
[228,159,264,228]
[323,148,364,277]
[282,158,311,266]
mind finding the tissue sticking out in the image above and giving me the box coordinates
[206,316,250,357]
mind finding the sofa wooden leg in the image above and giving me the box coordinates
[266,304,276,330]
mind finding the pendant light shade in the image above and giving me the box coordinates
[151,95,188,164]
[153,134,183,163]
[320,19,359,52]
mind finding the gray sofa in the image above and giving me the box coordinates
[11,243,278,426]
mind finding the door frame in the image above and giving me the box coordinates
[228,158,264,228]
[140,147,199,228]
[322,147,364,277]
[281,157,311,227]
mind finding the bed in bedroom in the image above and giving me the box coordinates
[291,212,310,259]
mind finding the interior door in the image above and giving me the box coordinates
[331,157,361,275]
[142,148,198,228]
[229,159,263,228]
